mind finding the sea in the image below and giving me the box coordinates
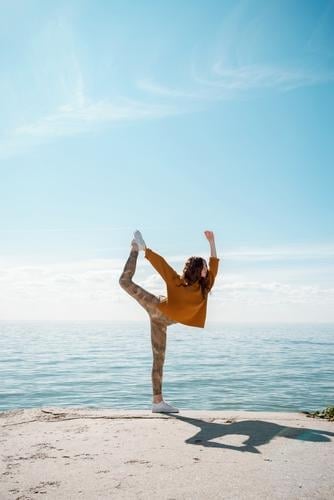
[0,321,333,413]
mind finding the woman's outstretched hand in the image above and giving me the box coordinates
[204,230,217,258]
[204,230,215,241]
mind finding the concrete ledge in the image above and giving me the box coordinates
[1,408,333,499]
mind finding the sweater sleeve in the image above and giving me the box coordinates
[145,248,179,283]
[207,256,220,291]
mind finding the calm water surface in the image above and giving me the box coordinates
[0,321,333,412]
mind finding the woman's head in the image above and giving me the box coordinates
[182,257,206,282]
[179,256,210,298]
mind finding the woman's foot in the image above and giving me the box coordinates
[133,230,146,251]
[152,400,179,413]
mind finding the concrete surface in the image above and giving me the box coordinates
[1,408,333,499]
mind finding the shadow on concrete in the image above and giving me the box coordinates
[168,415,334,454]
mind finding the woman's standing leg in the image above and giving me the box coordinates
[150,318,168,403]
[119,244,176,405]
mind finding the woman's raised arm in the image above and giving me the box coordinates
[204,230,217,258]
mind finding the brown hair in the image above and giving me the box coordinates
[176,256,211,299]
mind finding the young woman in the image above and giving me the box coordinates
[119,230,220,413]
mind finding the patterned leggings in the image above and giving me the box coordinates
[119,248,177,397]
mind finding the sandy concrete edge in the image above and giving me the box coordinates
[0,407,323,424]
[1,408,333,500]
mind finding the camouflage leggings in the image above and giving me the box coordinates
[119,248,177,396]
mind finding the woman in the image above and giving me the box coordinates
[119,229,220,413]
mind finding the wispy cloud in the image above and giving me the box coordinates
[137,79,214,101]
[167,243,334,263]
[199,62,334,91]
[213,279,334,305]
[17,98,178,138]
[138,0,334,101]
[1,243,334,267]
[2,1,334,159]
[138,62,334,101]
[0,16,182,159]
[0,95,181,159]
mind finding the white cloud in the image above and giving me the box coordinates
[200,62,334,91]
[15,98,179,138]
[138,0,334,101]
[137,79,214,101]
[0,22,182,159]
[1,242,334,321]
[167,243,334,263]
[138,62,334,102]
[0,96,181,159]
[212,278,334,304]
[2,1,333,159]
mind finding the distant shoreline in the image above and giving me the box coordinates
[1,319,334,324]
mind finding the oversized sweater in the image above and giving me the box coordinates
[145,248,220,328]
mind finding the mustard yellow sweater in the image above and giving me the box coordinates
[145,248,220,328]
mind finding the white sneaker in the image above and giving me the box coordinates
[133,230,146,251]
[152,400,179,413]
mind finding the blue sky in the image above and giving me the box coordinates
[1,0,334,322]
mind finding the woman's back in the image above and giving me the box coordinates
[145,247,219,328]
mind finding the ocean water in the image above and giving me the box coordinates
[0,321,333,413]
